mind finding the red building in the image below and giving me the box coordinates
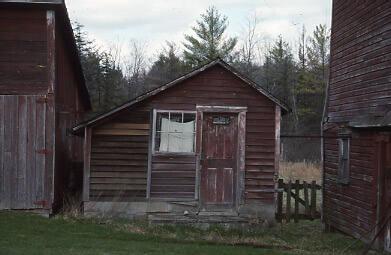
[322,0,391,250]
[73,59,288,224]
[0,0,91,214]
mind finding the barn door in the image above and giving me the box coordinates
[200,113,238,210]
[0,96,48,210]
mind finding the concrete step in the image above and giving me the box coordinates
[148,212,251,224]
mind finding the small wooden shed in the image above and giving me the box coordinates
[323,0,391,250]
[0,0,91,214]
[73,59,288,224]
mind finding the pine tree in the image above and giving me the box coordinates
[146,42,189,88]
[183,6,237,67]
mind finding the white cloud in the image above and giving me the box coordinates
[65,0,332,59]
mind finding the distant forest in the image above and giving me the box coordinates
[73,6,330,136]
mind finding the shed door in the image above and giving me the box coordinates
[200,113,238,209]
[0,96,47,210]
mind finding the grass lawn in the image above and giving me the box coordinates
[0,212,379,255]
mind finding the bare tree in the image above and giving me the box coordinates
[123,40,149,98]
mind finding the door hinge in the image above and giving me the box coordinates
[36,149,51,155]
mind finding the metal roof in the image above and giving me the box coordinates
[73,58,289,133]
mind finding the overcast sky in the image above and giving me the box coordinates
[65,0,332,60]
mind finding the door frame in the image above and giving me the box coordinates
[376,133,391,250]
[195,105,247,211]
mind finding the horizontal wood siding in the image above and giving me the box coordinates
[150,155,196,199]
[327,0,391,123]
[0,8,48,94]
[89,113,150,201]
[91,65,276,203]
[323,126,377,239]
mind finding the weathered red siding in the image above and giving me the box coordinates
[323,126,378,239]
[327,0,391,123]
[87,65,276,204]
[323,0,391,242]
[0,8,48,94]
[0,4,90,212]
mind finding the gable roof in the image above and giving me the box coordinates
[73,58,289,133]
[0,0,91,110]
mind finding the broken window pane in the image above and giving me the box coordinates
[155,111,196,153]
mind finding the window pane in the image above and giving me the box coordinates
[155,111,196,153]
[156,112,169,132]
[169,112,182,132]
[184,113,196,131]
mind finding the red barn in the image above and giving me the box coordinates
[73,59,288,224]
[0,0,91,214]
[323,0,391,250]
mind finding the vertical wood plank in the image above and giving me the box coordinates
[83,127,92,202]
[9,96,18,209]
[45,10,56,211]
[35,95,46,207]
[237,111,246,206]
[17,96,28,208]
[0,97,4,209]
[26,97,37,208]
[294,180,299,223]
[276,178,283,223]
[286,180,292,223]
[45,94,55,210]
[304,181,310,217]
[146,110,154,199]
[311,180,317,219]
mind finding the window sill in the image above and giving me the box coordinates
[152,152,196,157]
[337,179,350,185]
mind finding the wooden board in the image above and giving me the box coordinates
[0,95,48,210]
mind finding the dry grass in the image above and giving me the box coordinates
[279,161,322,183]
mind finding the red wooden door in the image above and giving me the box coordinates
[200,113,238,209]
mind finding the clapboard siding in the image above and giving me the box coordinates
[89,65,277,203]
[89,115,150,201]
[0,8,48,94]
[150,155,196,199]
[327,0,391,123]
[323,125,378,240]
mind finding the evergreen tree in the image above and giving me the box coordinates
[146,42,189,88]
[183,6,237,67]
[72,22,127,114]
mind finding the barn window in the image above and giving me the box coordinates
[338,137,350,184]
[154,111,196,153]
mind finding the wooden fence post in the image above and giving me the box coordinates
[310,181,317,219]
[304,181,310,217]
[286,181,292,223]
[294,180,299,223]
[277,179,284,223]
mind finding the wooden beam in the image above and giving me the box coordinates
[274,105,281,210]
[45,10,56,211]
[196,105,248,113]
[146,110,154,199]
[83,127,92,202]
[237,111,246,206]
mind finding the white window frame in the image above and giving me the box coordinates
[152,109,197,155]
[338,136,350,184]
